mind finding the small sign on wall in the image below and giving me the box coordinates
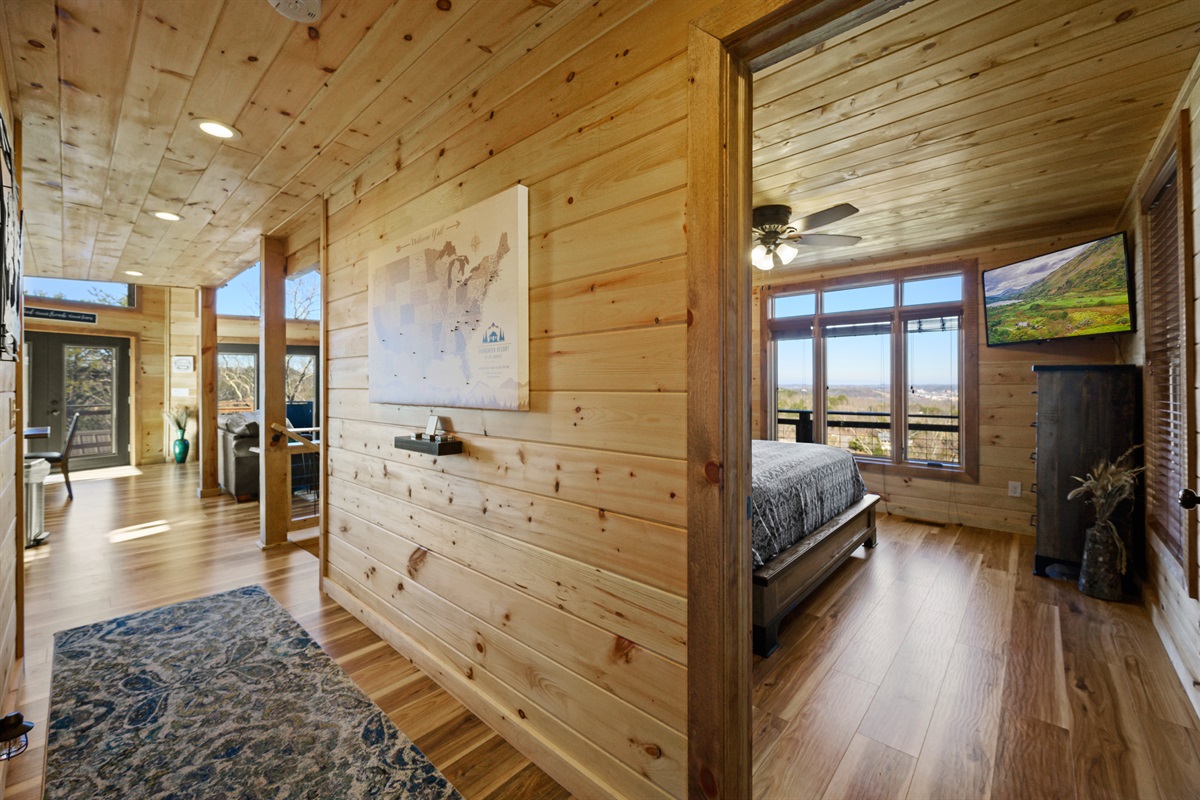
[172,356,194,373]
[25,306,97,324]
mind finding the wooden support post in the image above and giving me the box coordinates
[197,286,220,498]
[259,237,289,548]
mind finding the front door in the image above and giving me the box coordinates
[24,332,131,470]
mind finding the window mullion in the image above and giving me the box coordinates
[893,305,904,466]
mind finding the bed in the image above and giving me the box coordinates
[752,440,880,656]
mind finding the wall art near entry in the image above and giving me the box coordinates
[368,185,529,410]
[0,110,20,362]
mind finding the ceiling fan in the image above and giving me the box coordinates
[751,203,862,270]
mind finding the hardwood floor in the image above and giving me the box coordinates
[11,465,1196,799]
[2,462,569,800]
[753,516,1200,800]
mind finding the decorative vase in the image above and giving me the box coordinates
[1078,524,1122,601]
[173,429,189,464]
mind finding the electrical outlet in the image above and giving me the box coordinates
[1008,481,1022,498]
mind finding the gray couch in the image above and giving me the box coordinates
[217,411,264,501]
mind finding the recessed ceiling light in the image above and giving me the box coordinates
[195,119,240,140]
[124,270,143,277]
[153,211,182,221]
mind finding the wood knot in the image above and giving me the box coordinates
[407,547,429,578]
[700,765,718,797]
[610,636,637,664]
[704,460,722,485]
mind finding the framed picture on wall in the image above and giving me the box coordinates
[0,111,21,362]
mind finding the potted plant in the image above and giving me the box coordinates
[163,404,195,464]
[1067,446,1143,600]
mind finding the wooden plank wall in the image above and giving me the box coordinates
[1139,58,1200,720]
[752,233,1126,534]
[0,49,18,794]
[23,291,168,464]
[318,2,742,797]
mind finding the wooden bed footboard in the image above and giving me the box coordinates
[752,494,880,657]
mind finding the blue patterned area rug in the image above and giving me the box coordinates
[45,585,462,799]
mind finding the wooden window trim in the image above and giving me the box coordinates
[761,260,980,482]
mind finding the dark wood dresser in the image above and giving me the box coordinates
[1032,364,1142,578]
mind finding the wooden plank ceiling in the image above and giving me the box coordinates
[752,0,1200,280]
[0,0,560,287]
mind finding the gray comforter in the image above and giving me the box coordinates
[751,440,866,567]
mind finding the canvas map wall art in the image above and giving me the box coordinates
[0,110,20,362]
[367,185,528,411]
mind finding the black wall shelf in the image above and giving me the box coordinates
[394,436,464,456]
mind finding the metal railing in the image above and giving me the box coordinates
[776,408,959,462]
[64,405,116,457]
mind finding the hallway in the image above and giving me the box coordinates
[4,463,568,799]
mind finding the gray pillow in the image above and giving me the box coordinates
[222,412,259,438]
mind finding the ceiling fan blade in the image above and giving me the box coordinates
[797,233,862,247]
[793,203,859,232]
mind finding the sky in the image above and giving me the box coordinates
[25,276,128,304]
[775,277,961,386]
[217,263,321,320]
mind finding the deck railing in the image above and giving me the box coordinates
[776,408,959,463]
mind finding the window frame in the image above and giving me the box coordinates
[761,259,980,482]
[23,277,137,310]
[216,342,321,422]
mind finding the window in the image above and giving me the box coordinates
[1143,166,1185,564]
[216,343,320,421]
[766,262,977,477]
[217,264,321,321]
[24,277,134,308]
[217,346,258,413]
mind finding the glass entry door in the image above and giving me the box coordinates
[24,332,131,469]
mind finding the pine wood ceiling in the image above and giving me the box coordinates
[0,0,560,288]
[1,1,1196,288]
[752,0,1200,279]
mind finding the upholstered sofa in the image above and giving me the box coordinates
[217,411,264,501]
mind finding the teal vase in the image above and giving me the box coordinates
[173,430,189,464]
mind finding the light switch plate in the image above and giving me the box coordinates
[1008,481,1022,498]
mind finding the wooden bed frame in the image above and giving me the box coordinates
[752,493,880,657]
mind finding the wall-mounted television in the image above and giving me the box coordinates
[983,232,1135,347]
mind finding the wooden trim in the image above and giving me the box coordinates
[197,287,219,498]
[1178,107,1197,599]
[700,0,910,71]
[758,288,772,440]
[760,260,979,480]
[686,22,753,800]
[258,236,289,549]
[319,195,329,580]
[689,2,929,795]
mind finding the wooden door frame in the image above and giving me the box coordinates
[685,1,915,796]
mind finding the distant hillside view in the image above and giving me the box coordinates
[984,234,1131,345]
[777,384,959,463]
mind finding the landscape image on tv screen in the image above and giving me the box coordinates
[983,232,1132,346]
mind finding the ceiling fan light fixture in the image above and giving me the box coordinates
[195,119,241,140]
[751,244,772,270]
[152,211,182,221]
[774,241,798,265]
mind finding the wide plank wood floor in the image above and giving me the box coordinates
[753,516,1200,799]
[3,462,570,800]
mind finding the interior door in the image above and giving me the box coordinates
[24,332,131,470]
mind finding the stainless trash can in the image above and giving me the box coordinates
[23,458,50,547]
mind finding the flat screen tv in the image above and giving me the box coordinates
[983,232,1134,347]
